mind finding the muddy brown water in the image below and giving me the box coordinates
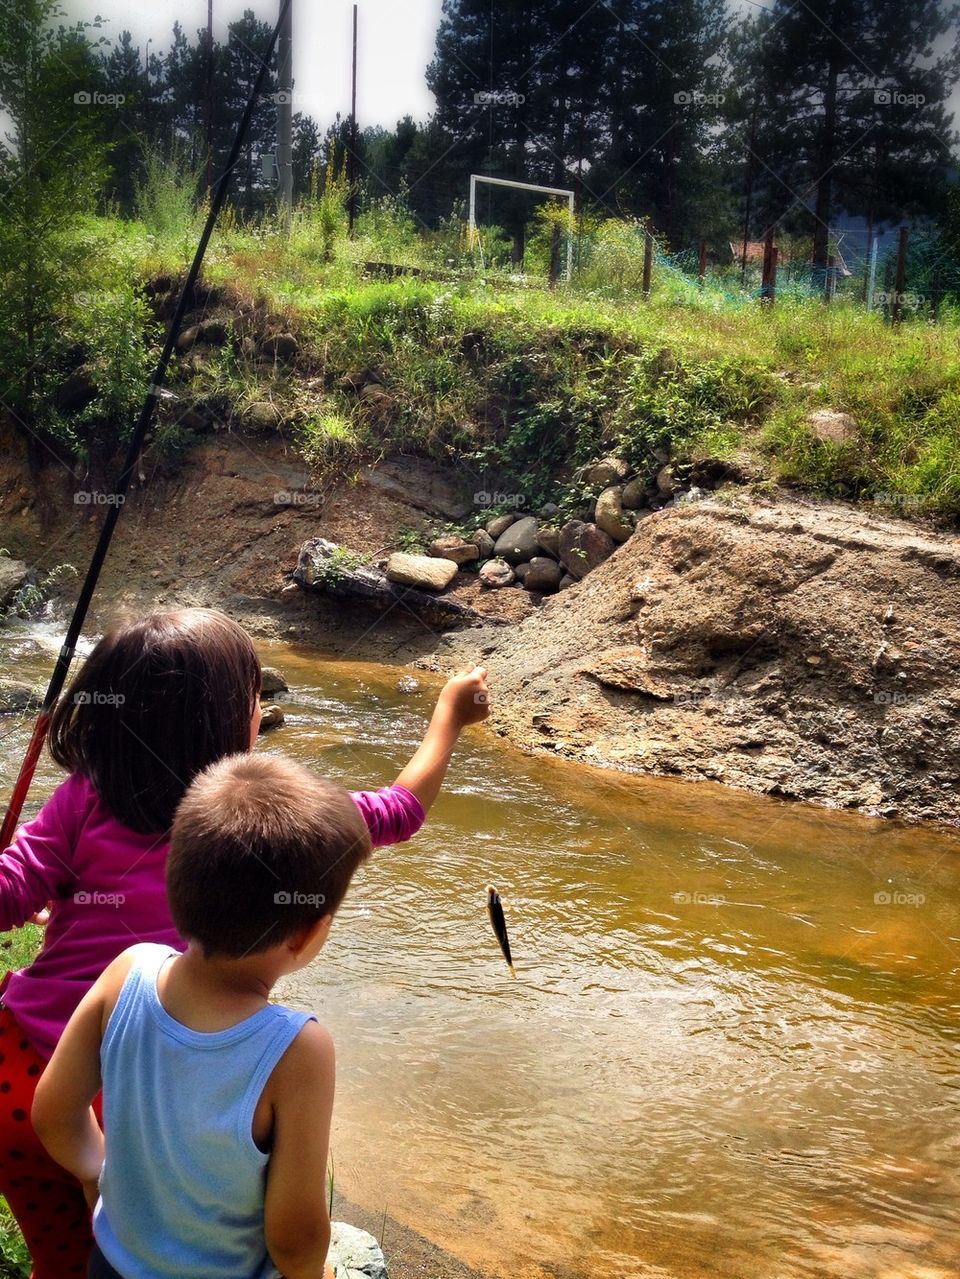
[2,626,959,1279]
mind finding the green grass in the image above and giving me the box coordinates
[0,927,41,1278]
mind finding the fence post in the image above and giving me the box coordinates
[760,228,777,305]
[865,237,879,312]
[824,254,836,304]
[891,225,909,326]
[698,239,708,288]
[931,269,942,322]
[642,220,654,302]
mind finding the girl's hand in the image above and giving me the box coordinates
[30,904,51,926]
[438,666,490,727]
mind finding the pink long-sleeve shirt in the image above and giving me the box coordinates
[0,772,424,1059]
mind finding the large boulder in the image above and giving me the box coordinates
[260,666,288,696]
[807,409,859,446]
[471,529,496,558]
[524,556,563,594]
[493,515,540,565]
[386,552,459,592]
[486,513,518,539]
[259,332,299,361]
[536,526,561,559]
[427,536,479,566]
[583,457,629,487]
[621,477,648,510]
[595,487,634,543]
[0,558,29,608]
[558,521,616,579]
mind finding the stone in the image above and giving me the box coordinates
[328,1221,388,1279]
[258,702,285,732]
[427,536,479,566]
[595,486,634,543]
[176,325,201,352]
[259,332,299,360]
[559,573,577,590]
[621,477,647,510]
[524,556,563,594]
[260,666,288,696]
[0,557,29,607]
[558,521,616,579]
[243,401,282,432]
[358,383,394,410]
[807,409,859,445]
[538,501,560,520]
[479,558,515,588]
[396,675,420,693]
[0,681,39,714]
[583,457,629,487]
[514,561,533,582]
[471,530,495,558]
[493,515,540,565]
[486,513,517,539]
[536,526,561,559]
[386,552,459,592]
[655,465,677,496]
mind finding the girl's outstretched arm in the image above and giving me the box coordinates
[394,666,490,814]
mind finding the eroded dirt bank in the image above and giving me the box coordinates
[3,422,959,827]
[439,494,960,826]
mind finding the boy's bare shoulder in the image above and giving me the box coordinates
[270,1018,335,1092]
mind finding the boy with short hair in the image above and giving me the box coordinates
[33,752,374,1279]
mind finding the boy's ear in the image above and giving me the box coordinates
[288,914,332,957]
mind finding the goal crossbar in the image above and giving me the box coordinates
[468,174,575,282]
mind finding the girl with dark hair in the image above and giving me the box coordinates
[0,607,489,1278]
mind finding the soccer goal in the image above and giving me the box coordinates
[468,174,576,282]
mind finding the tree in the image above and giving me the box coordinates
[755,0,960,268]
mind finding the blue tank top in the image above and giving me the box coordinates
[94,943,315,1279]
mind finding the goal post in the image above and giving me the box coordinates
[468,174,576,282]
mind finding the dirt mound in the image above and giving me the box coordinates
[467,494,960,826]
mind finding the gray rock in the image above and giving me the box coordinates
[536,526,561,559]
[386,552,459,592]
[493,515,540,565]
[486,513,517,539]
[328,1221,388,1279]
[471,530,495,558]
[559,573,577,590]
[514,561,533,582]
[655,465,677,496]
[524,556,563,594]
[176,325,201,352]
[260,666,288,697]
[259,332,299,360]
[807,409,858,445]
[258,702,285,732]
[621,477,647,510]
[583,457,629,487]
[0,681,39,714]
[538,501,560,520]
[558,521,616,579]
[198,318,229,345]
[244,401,282,432]
[594,486,634,543]
[0,558,29,607]
[479,558,515,588]
[427,536,479,566]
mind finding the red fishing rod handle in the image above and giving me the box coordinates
[0,712,50,850]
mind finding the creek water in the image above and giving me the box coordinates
[2,625,959,1279]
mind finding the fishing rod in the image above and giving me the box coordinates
[0,0,293,851]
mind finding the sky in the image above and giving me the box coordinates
[65,0,445,129]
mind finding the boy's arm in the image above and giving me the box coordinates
[264,1021,336,1279]
[32,950,133,1206]
[393,666,490,814]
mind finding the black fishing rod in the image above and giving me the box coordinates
[0,0,293,850]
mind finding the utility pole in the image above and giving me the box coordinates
[205,0,214,199]
[348,4,358,236]
[277,0,294,231]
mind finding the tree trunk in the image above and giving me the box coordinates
[812,56,840,270]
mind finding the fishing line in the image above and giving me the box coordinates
[0,0,293,850]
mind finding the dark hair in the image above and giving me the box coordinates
[48,609,261,834]
[167,753,371,957]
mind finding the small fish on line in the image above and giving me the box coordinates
[486,884,516,978]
